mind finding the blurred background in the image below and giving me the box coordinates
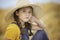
[0,0,60,40]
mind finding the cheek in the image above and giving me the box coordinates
[29,14,32,19]
[19,14,25,20]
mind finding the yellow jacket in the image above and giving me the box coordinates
[4,24,21,40]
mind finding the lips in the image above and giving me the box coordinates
[25,17,29,19]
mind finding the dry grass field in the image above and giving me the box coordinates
[0,3,60,40]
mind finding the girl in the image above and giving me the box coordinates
[4,0,49,40]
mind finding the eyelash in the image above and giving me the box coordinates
[23,10,32,13]
[23,10,25,12]
[29,11,32,13]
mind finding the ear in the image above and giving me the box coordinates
[16,11,19,16]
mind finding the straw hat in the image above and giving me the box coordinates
[5,0,44,24]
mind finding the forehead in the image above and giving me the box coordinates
[19,6,33,10]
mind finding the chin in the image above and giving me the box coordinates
[23,19,29,22]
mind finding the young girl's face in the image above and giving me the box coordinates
[16,7,33,22]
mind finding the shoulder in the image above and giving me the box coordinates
[4,24,20,40]
[7,24,18,29]
[7,24,20,32]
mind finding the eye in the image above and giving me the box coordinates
[28,11,32,14]
[23,10,26,12]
